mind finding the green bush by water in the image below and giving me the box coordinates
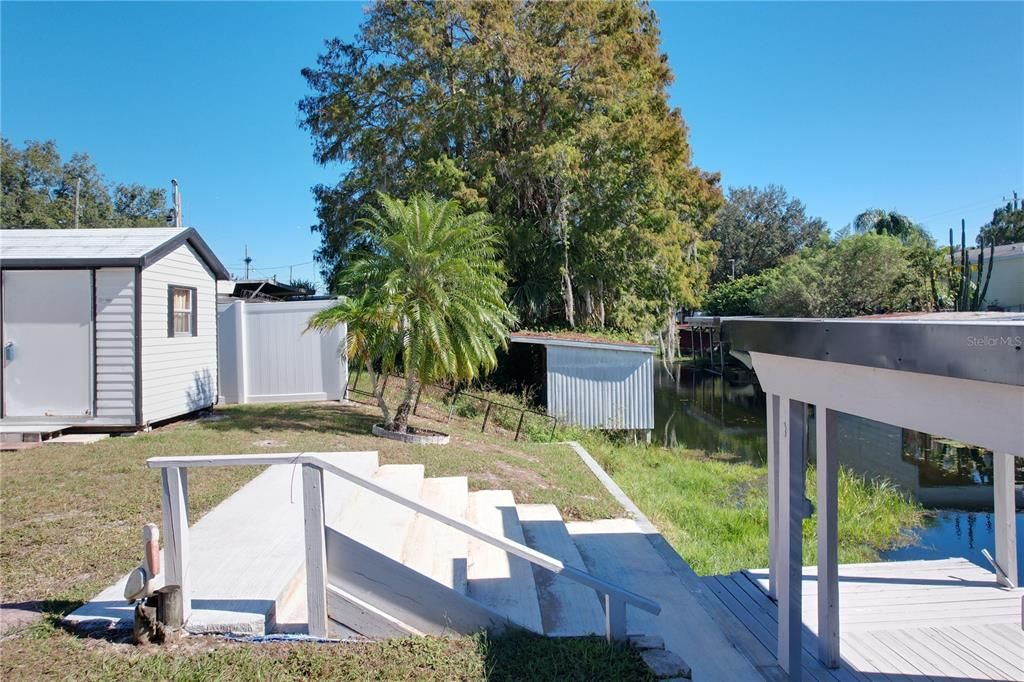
[572,431,924,576]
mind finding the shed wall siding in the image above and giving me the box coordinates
[545,346,653,429]
[140,244,217,423]
[94,268,136,421]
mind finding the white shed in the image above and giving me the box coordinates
[509,332,655,431]
[1,227,229,433]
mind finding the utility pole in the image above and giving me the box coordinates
[171,179,182,227]
[244,245,252,279]
[288,265,293,283]
[74,178,81,228]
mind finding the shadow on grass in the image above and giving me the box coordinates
[203,403,379,436]
[2,598,135,644]
[479,630,654,682]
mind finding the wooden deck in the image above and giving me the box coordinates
[703,558,1024,681]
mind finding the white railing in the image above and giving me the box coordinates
[147,452,661,641]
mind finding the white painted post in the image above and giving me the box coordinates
[816,407,840,668]
[237,300,250,404]
[302,463,329,638]
[767,393,780,600]
[993,452,1018,588]
[160,466,191,622]
[604,593,627,642]
[777,398,805,679]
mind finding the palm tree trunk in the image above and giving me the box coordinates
[391,371,417,433]
[366,357,392,427]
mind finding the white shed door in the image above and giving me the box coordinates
[3,270,93,417]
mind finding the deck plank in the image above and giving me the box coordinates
[720,559,1023,681]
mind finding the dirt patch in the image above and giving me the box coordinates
[0,604,43,638]
[492,460,551,490]
[252,439,289,448]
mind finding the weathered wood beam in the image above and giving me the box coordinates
[816,407,840,668]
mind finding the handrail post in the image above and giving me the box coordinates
[160,466,191,623]
[604,593,626,642]
[302,463,329,638]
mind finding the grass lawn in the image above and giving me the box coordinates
[578,432,924,576]
[1,400,634,680]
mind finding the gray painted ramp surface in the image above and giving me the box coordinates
[568,518,763,682]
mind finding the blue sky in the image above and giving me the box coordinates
[3,2,1021,287]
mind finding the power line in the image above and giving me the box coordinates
[916,195,1005,223]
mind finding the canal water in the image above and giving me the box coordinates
[653,362,1024,571]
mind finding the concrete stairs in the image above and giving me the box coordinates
[311,462,764,679]
[308,464,617,640]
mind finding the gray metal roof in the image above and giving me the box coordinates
[510,332,655,354]
[719,313,1024,387]
[0,227,230,279]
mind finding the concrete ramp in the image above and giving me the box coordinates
[66,452,378,634]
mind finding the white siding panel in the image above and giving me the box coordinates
[140,244,218,423]
[545,346,653,430]
[216,299,345,404]
[94,268,136,420]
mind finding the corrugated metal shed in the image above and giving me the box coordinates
[0,227,229,279]
[510,333,654,430]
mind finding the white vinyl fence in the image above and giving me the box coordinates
[217,298,346,405]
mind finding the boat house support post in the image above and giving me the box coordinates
[766,394,780,600]
[777,398,806,679]
[993,452,1018,588]
[815,407,840,667]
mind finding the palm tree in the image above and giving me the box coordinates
[310,193,515,433]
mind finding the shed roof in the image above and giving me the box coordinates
[510,331,655,354]
[0,227,230,279]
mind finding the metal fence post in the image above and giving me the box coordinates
[514,411,526,441]
[481,401,493,433]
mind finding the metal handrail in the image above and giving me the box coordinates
[147,452,661,640]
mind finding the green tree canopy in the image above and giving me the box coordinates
[309,193,515,433]
[976,193,1023,247]
[708,185,826,283]
[1,137,169,228]
[706,232,936,318]
[300,1,721,335]
[852,208,929,244]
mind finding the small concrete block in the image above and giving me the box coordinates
[48,433,110,445]
[641,649,692,679]
[628,634,665,650]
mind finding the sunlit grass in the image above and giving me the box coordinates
[575,431,924,576]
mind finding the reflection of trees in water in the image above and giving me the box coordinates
[653,365,767,462]
[903,431,1023,488]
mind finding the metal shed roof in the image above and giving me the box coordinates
[510,332,655,354]
[0,227,230,279]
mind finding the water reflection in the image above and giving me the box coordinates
[653,362,1023,567]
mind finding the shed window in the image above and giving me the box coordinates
[168,286,197,337]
